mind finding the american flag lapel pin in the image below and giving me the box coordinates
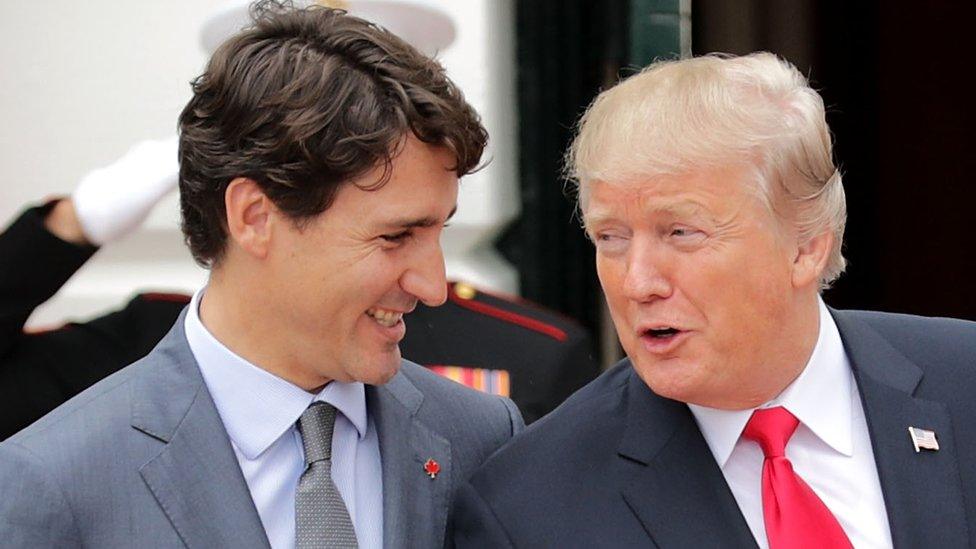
[908,426,940,453]
[423,458,440,479]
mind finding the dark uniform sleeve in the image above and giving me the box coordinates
[0,204,187,440]
[0,203,98,358]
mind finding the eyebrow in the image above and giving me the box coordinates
[584,200,712,228]
[382,205,458,230]
[582,210,615,229]
[654,200,709,219]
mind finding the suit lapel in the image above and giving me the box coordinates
[366,368,454,547]
[370,367,453,549]
[617,369,757,548]
[832,310,969,548]
[131,315,270,549]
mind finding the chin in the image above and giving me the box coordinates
[631,356,704,404]
[365,366,399,386]
[354,352,402,386]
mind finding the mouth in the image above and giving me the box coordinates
[638,325,690,353]
[644,326,682,339]
[366,307,404,328]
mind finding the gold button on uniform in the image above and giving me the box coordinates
[454,282,477,300]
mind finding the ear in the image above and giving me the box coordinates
[791,230,834,289]
[224,177,273,260]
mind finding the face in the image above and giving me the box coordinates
[265,137,458,387]
[584,165,819,409]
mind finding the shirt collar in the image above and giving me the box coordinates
[184,288,368,460]
[688,298,854,468]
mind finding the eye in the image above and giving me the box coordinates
[667,225,706,243]
[592,232,629,256]
[380,230,412,244]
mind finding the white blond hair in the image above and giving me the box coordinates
[567,52,847,287]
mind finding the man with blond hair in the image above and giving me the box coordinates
[453,52,976,548]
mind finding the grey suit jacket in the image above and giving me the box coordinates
[0,311,524,547]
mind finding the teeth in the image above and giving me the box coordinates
[367,307,403,328]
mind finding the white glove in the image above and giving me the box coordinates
[72,135,179,245]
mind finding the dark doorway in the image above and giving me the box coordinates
[693,0,976,319]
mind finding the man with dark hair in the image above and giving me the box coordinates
[0,3,522,547]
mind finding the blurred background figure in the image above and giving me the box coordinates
[0,0,599,438]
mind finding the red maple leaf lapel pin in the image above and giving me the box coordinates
[423,458,440,479]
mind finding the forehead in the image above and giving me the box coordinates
[582,164,758,220]
[331,138,460,224]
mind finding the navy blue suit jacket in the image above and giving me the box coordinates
[453,309,976,548]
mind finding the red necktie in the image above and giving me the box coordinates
[742,407,853,549]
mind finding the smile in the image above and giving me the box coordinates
[366,307,404,328]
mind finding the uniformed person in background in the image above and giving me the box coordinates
[0,140,599,439]
[403,281,598,424]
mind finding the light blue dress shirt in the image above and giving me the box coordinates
[184,288,383,548]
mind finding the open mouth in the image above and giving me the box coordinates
[639,325,689,353]
[645,326,681,339]
[366,307,403,328]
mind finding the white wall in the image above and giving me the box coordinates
[0,0,518,327]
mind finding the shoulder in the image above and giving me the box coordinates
[833,308,976,373]
[0,359,148,536]
[388,361,524,474]
[490,359,630,451]
[4,355,153,456]
[455,362,634,542]
[398,360,522,432]
[831,308,976,414]
[0,350,176,540]
[0,439,82,542]
[467,361,632,485]
[838,308,976,337]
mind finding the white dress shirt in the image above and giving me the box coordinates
[688,298,893,548]
[184,288,383,549]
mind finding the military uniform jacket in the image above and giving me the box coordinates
[402,282,600,424]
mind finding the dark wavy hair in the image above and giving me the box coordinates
[178,0,488,266]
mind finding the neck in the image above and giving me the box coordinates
[199,266,331,392]
[751,291,822,407]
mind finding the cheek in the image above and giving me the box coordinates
[596,255,626,307]
[596,256,636,342]
[354,250,413,303]
[693,242,794,346]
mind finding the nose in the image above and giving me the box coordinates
[400,239,448,307]
[621,238,674,303]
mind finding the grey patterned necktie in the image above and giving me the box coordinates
[295,402,358,548]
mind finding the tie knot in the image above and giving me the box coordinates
[742,406,800,458]
[297,402,337,465]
